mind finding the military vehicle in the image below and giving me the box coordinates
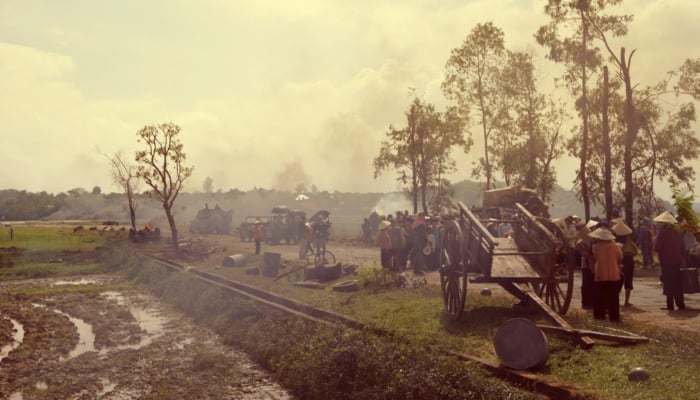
[266,206,305,245]
[189,204,233,234]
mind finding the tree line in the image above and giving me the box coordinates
[374,0,700,227]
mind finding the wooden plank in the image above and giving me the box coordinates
[525,291,595,349]
[490,255,541,278]
[448,351,589,400]
[536,325,650,345]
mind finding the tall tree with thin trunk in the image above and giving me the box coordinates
[443,22,505,190]
[495,50,568,201]
[135,123,194,251]
[109,151,140,231]
[601,66,613,220]
[536,0,621,220]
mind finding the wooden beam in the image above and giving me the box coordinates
[537,325,650,345]
[525,291,596,349]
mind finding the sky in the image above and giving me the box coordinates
[1,0,698,198]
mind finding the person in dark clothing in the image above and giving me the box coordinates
[638,218,654,268]
[361,218,372,246]
[654,211,686,311]
[613,221,636,307]
[252,221,263,255]
[576,221,596,309]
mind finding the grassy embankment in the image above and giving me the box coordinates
[3,226,700,399]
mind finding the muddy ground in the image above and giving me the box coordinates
[0,275,292,400]
[2,233,699,399]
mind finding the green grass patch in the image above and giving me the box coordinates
[0,225,112,251]
[0,262,107,280]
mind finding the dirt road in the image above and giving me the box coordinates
[238,237,700,332]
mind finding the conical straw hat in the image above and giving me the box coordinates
[612,221,633,236]
[653,211,678,224]
[589,228,616,241]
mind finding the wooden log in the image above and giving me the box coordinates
[525,292,595,349]
[536,325,650,345]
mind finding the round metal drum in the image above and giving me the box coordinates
[493,318,549,370]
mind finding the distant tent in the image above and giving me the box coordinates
[295,194,310,201]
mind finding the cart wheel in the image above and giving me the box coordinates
[439,220,467,321]
[531,219,575,314]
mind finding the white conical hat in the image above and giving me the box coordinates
[612,221,633,236]
[585,220,598,229]
[378,220,391,231]
[589,228,616,241]
[653,211,678,224]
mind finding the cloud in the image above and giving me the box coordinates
[0,0,697,199]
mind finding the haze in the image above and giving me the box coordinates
[1,0,698,197]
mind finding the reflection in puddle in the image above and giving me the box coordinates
[32,294,168,360]
[0,317,25,362]
[55,310,95,361]
[99,291,167,354]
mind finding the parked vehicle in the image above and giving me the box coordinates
[189,204,233,234]
[238,216,270,241]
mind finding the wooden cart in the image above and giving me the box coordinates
[439,201,575,321]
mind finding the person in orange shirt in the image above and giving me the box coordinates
[590,226,623,322]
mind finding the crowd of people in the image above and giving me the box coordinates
[572,210,696,322]
[369,210,443,276]
[362,207,698,323]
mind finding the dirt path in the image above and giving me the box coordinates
[219,235,700,332]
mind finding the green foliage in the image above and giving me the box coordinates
[135,122,194,247]
[373,98,468,214]
[443,22,506,190]
[0,189,65,220]
[0,262,106,281]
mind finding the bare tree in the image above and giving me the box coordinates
[109,151,140,231]
[135,123,194,250]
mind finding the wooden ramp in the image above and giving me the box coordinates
[490,238,541,278]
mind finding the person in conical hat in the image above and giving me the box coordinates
[612,221,636,308]
[590,225,623,322]
[612,221,633,236]
[654,210,686,311]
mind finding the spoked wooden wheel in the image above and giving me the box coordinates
[439,220,467,321]
[531,219,575,314]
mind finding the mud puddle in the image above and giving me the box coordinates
[0,276,294,399]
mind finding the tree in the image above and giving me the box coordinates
[134,123,193,250]
[443,22,505,190]
[203,176,214,194]
[536,0,619,219]
[493,50,568,200]
[109,151,140,231]
[569,59,700,219]
[374,98,469,214]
